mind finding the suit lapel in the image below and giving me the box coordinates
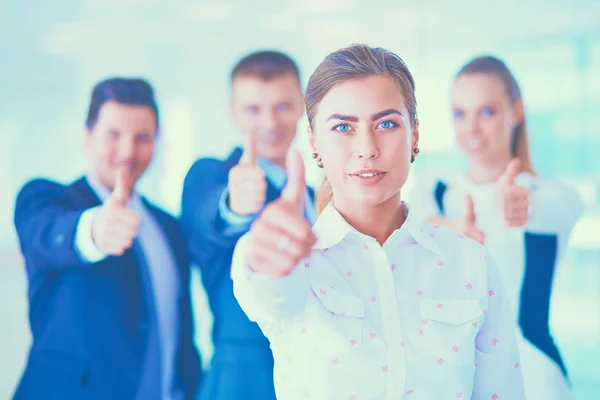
[225,147,243,170]
[69,177,103,209]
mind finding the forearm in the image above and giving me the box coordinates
[17,209,93,272]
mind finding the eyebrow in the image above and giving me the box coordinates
[371,108,403,121]
[326,108,403,123]
[326,114,358,122]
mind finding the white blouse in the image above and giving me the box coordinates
[231,203,525,400]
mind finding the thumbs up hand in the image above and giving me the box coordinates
[246,150,316,278]
[497,158,529,227]
[228,133,268,216]
[91,167,141,256]
[460,194,486,244]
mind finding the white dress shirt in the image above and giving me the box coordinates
[75,175,182,400]
[231,202,525,400]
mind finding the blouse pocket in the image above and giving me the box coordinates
[417,298,483,365]
[303,280,365,358]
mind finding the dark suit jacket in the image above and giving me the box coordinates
[12,177,201,400]
[180,148,314,399]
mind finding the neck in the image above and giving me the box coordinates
[259,155,287,169]
[467,155,512,184]
[87,170,113,191]
[335,193,405,246]
[271,157,287,169]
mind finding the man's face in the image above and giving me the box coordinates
[84,101,157,190]
[230,72,304,166]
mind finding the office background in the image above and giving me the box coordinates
[1,0,598,398]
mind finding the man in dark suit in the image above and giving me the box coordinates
[181,51,316,400]
[13,77,201,400]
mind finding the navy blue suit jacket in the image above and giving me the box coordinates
[180,148,314,399]
[12,177,201,400]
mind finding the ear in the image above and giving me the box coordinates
[512,99,525,127]
[83,128,92,150]
[307,125,317,154]
[411,118,420,150]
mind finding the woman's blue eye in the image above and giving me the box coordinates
[378,120,397,129]
[333,124,351,132]
[453,110,464,119]
[482,107,495,117]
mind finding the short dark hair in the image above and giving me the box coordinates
[230,50,300,83]
[85,77,159,130]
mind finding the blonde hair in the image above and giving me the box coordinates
[456,56,537,175]
[305,44,418,214]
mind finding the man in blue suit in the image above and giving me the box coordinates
[13,78,201,400]
[181,51,316,400]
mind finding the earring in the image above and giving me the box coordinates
[312,152,324,168]
[411,147,420,164]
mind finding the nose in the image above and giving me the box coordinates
[355,130,379,160]
[261,108,277,132]
[462,114,480,137]
[116,135,136,163]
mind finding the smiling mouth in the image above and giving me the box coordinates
[350,172,385,177]
[348,171,387,186]
[260,133,286,145]
[466,139,484,151]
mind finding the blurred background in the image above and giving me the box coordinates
[1,0,598,398]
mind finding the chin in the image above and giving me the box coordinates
[351,191,395,208]
[465,150,490,164]
[262,147,289,162]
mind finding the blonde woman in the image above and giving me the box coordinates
[409,55,582,399]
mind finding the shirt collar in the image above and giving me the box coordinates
[85,173,144,211]
[312,201,443,255]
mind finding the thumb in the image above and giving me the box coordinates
[111,167,131,206]
[464,194,476,226]
[500,158,521,186]
[240,133,257,165]
[281,150,306,212]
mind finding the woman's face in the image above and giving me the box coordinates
[451,73,523,167]
[309,75,418,211]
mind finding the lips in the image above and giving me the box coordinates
[352,172,384,178]
[260,133,286,145]
[465,139,484,151]
[349,169,386,177]
[348,169,387,186]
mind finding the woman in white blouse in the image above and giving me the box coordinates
[231,44,525,400]
[408,56,583,400]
